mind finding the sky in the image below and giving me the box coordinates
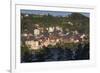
[21,9,90,17]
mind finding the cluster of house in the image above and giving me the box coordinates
[21,24,88,50]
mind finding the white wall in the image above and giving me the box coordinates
[0,0,100,73]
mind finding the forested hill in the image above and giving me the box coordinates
[21,13,89,34]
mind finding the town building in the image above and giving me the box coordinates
[48,27,54,33]
[25,40,40,50]
[34,29,40,36]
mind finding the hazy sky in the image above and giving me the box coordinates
[21,9,89,17]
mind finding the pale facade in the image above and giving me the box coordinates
[25,40,40,50]
[34,29,40,36]
[22,33,28,37]
[48,27,54,32]
[56,26,62,31]
[68,21,73,26]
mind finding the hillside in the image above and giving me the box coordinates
[21,13,89,34]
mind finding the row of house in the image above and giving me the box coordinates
[24,33,88,50]
[21,24,88,50]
